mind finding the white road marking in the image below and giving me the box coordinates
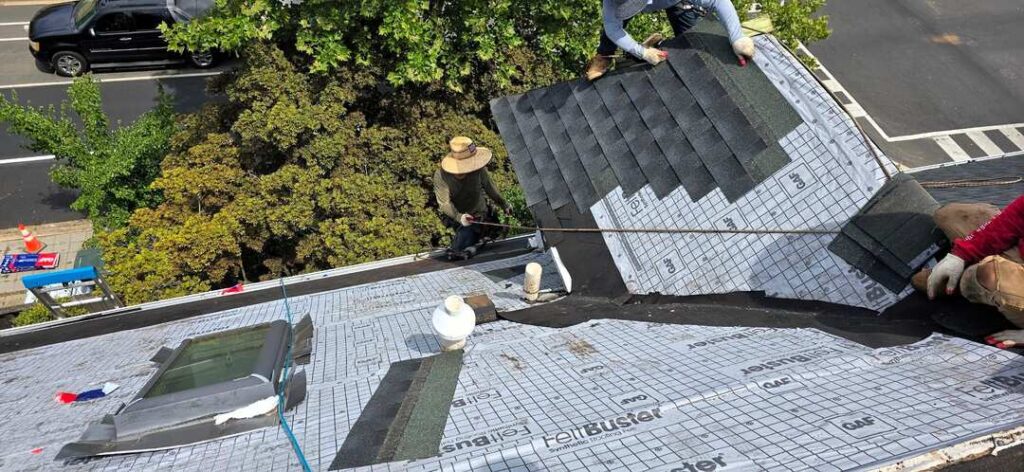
[965,131,1003,156]
[887,122,1024,142]
[0,70,223,90]
[0,154,55,165]
[933,136,971,162]
[0,22,30,27]
[0,37,26,42]
[1002,128,1024,150]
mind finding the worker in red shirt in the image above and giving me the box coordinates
[920,195,1024,348]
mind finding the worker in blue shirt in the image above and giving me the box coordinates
[586,0,754,80]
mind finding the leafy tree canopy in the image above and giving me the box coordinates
[97,44,525,304]
[164,0,829,91]
[0,77,175,229]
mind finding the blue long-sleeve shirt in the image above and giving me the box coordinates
[603,0,744,59]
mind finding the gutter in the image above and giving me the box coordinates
[0,235,533,349]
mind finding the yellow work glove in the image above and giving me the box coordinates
[642,48,668,66]
[732,37,756,60]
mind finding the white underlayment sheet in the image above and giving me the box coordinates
[364,321,1024,472]
[590,35,912,311]
[0,252,565,472]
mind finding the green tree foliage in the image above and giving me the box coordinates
[0,77,175,229]
[13,302,88,327]
[97,45,526,304]
[164,0,829,91]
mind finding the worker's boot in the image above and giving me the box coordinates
[585,54,612,81]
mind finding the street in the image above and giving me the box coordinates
[0,2,227,227]
[808,0,1024,168]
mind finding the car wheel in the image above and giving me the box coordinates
[51,51,88,77]
[188,51,216,69]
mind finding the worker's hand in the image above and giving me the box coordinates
[459,213,476,227]
[927,254,966,299]
[642,48,668,66]
[732,37,755,64]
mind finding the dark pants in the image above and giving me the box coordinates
[447,207,501,253]
[597,2,704,56]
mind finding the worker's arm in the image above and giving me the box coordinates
[481,170,510,209]
[433,171,462,221]
[951,195,1024,264]
[696,0,744,44]
[602,0,646,59]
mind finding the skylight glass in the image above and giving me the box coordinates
[144,325,271,398]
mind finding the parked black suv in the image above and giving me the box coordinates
[28,0,215,77]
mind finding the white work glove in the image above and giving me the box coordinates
[459,214,476,227]
[926,254,965,299]
[732,37,755,61]
[642,48,668,66]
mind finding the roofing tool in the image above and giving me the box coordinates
[474,221,839,235]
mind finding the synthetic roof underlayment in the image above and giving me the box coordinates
[5,248,1024,471]
[490,27,947,312]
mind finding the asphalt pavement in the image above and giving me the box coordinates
[0,3,228,228]
[808,0,1024,166]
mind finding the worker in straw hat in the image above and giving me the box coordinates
[434,136,512,260]
[585,0,754,81]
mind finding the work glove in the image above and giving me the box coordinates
[732,37,755,64]
[459,213,476,227]
[926,254,965,299]
[642,48,668,66]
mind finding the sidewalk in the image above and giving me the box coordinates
[0,219,92,312]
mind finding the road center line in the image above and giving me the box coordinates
[0,70,224,90]
[0,37,27,42]
[0,22,30,27]
[0,155,55,165]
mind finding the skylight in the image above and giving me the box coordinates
[57,319,310,461]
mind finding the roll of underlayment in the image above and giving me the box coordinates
[523,263,542,302]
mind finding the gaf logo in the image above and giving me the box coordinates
[576,362,608,378]
[757,375,804,394]
[828,413,895,439]
[613,391,657,407]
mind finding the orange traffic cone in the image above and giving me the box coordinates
[18,224,44,253]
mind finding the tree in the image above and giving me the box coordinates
[97,44,526,304]
[0,77,175,229]
[164,0,829,92]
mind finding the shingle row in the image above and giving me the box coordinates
[490,35,786,213]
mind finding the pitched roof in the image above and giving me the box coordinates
[491,27,948,312]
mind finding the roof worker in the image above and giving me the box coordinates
[917,195,1024,349]
[434,136,512,261]
[586,0,753,81]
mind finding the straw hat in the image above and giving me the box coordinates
[440,136,492,174]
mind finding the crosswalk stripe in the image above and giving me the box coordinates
[1003,128,1024,151]
[965,131,1003,156]
[933,136,971,162]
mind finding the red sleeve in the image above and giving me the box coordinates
[951,195,1024,264]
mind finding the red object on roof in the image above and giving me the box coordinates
[951,195,1024,264]
[220,283,244,295]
